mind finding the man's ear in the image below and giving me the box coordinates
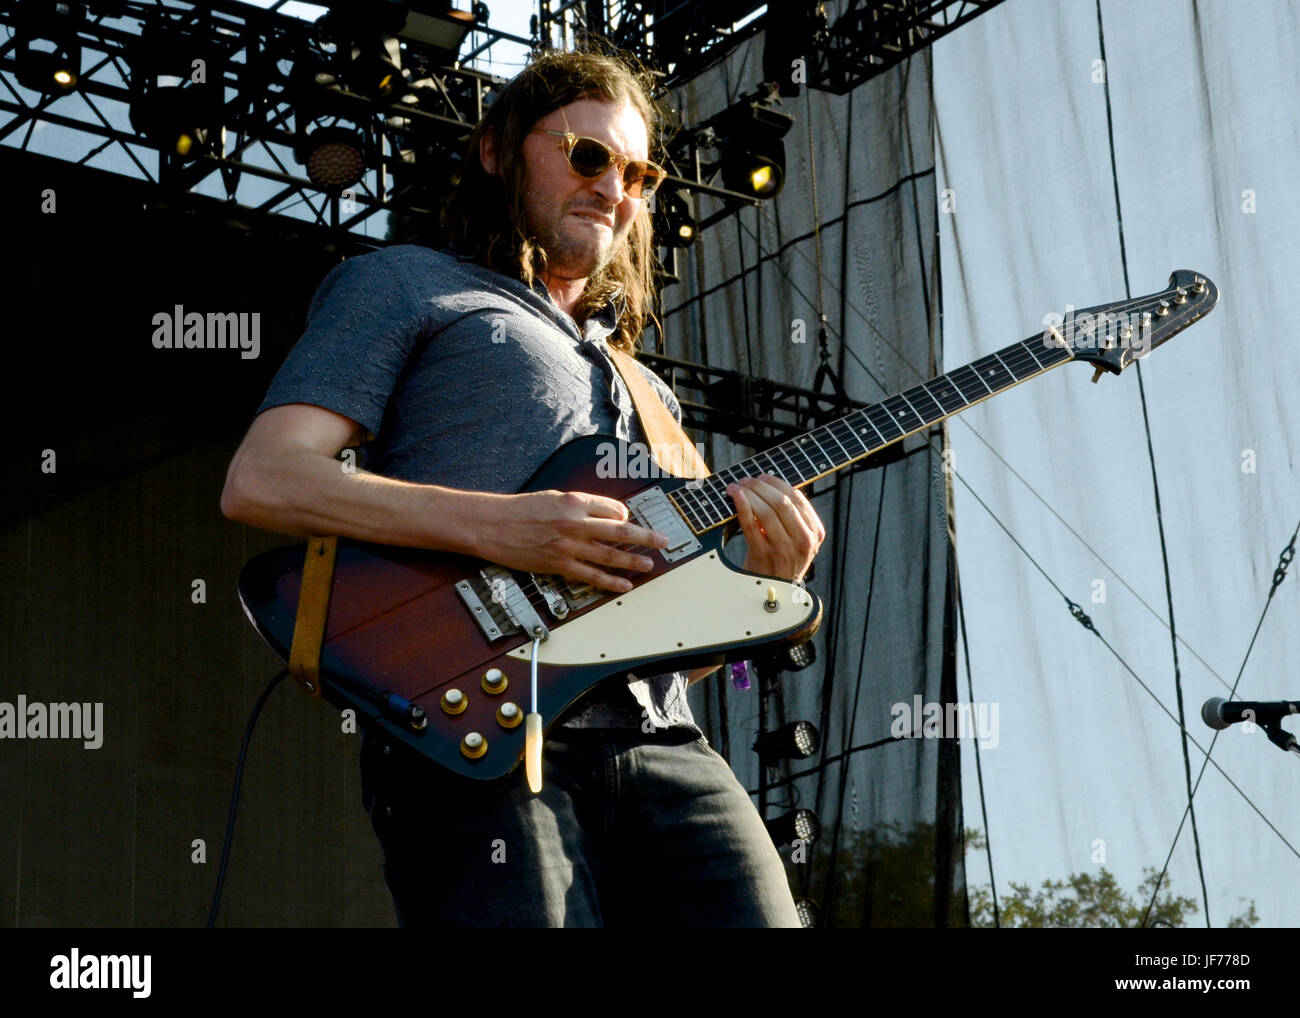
[479,128,498,176]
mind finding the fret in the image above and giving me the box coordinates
[866,403,904,442]
[815,423,854,465]
[800,433,836,476]
[752,450,790,484]
[670,488,706,531]
[850,409,887,449]
[883,394,923,435]
[772,443,809,482]
[829,418,871,460]
[1001,344,1039,379]
[698,479,730,521]
[903,382,946,420]
[1043,343,1073,368]
[786,437,821,479]
[951,362,993,399]
[925,376,969,414]
[972,354,1014,392]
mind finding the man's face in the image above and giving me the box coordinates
[518,97,649,283]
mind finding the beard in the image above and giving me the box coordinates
[524,189,620,281]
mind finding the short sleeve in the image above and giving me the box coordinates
[256,248,432,438]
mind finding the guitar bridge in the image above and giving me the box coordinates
[531,574,605,620]
[455,566,549,642]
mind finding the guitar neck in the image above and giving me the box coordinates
[669,331,1073,532]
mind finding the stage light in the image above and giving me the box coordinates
[14,2,84,96]
[720,101,794,199]
[654,186,697,249]
[347,35,408,101]
[765,808,821,846]
[394,3,477,55]
[793,898,820,928]
[127,26,224,160]
[754,720,821,761]
[300,124,368,190]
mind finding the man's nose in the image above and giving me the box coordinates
[589,161,626,204]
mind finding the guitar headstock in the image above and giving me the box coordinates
[1042,270,1219,379]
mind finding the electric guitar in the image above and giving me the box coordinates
[238,270,1218,781]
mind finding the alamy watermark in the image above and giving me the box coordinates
[890,696,999,749]
[0,695,103,749]
[595,440,708,480]
[151,306,260,359]
[1041,304,1154,359]
[50,949,150,998]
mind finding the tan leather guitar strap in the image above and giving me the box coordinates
[608,345,710,479]
[288,534,337,698]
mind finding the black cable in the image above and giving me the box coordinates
[206,667,290,929]
[955,555,999,928]
[1095,0,1210,927]
[954,470,1300,865]
[1139,519,1300,928]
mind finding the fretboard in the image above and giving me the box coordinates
[668,332,1074,532]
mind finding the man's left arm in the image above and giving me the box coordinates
[685,473,826,685]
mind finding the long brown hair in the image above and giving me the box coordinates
[442,49,660,353]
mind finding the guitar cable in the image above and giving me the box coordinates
[206,662,431,927]
[206,667,288,929]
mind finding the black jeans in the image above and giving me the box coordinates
[359,724,801,927]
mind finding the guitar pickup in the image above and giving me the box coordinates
[627,486,700,562]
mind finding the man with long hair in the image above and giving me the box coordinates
[221,48,823,927]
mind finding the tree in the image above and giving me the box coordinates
[965,830,1258,928]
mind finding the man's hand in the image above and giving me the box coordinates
[725,474,825,582]
[468,489,669,594]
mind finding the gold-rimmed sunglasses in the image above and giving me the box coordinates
[530,129,665,199]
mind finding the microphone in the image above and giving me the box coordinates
[1201,697,1300,731]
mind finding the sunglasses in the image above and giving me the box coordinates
[531,129,665,199]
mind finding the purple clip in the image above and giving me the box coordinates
[730,660,751,691]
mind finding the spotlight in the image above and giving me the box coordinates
[347,35,408,101]
[127,26,224,160]
[654,186,697,249]
[720,102,794,199]
[793,898,821,928]
[300,124,368,190]
[756,638,816,674]
[754,720,820,761]
[14,2,84,96]
[291,56,370,190]
[765,808,821,846]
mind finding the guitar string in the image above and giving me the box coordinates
[489,285,1206,623]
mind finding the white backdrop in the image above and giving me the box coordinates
[935,0,1300,926]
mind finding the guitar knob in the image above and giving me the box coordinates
[496,702,523,729]
[440,688,468,715]
[481,668,508,694]
[460,732,487,759]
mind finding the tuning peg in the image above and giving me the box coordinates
[1091,365,1105,383]
[1174,287,1189,304]
[1156,300,1171,316]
